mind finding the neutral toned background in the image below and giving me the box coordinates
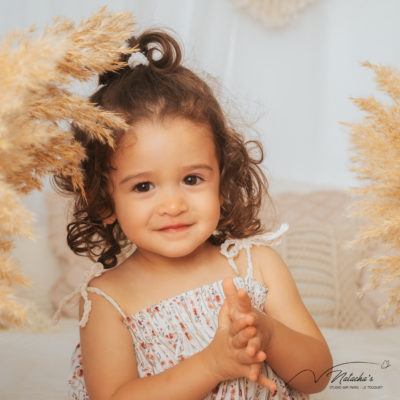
[1,0,400,194]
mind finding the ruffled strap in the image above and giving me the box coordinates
[220,223,289,275]
[52,262,106,327]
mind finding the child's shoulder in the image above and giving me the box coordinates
[250,243,283,265]
[249,244,284,283]
[86,260,141,313]
[234,235,291,295]
[88,261,125,288]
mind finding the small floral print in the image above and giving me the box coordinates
[68,247,308,400]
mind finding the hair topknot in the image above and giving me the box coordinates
[99,30,182,86]
[53,28,269,268]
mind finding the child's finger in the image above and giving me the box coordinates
[248,363,262,382]
[257,374,277,393]
[231,325,256,348]
[217,300,231,328]
[238,348,266,365]
[236,288,252,314]
[245,335,262,357]
[222,277,239,312]
[229,313,255,336]
[247,363,277,393]
[255,350,267,363]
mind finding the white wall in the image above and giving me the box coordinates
[1,0,400,219]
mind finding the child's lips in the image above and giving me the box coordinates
[158,223,192,233]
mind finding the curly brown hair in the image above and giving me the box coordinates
[53,29,270,268]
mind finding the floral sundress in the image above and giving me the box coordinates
[57,225,308,400]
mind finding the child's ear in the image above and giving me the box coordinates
[104,215,116,225]
[103,211,116,225]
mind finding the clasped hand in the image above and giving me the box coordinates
[208,277,277,393]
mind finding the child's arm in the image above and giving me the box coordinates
[231,246,334,395]
[79,286,273,400]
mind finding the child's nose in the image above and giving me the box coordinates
[157,189,188,216]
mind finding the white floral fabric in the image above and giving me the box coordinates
[66,228,308,400]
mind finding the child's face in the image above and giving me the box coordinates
[107,116,221,259]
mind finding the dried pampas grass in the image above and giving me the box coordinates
[0,7,135,327]
[347,62,400,326]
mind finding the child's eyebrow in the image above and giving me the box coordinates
[119,172,151,186]
[182,163,215,172]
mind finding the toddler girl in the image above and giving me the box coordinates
[55,29,332,400]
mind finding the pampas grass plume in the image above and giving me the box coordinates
[0,7,135,327]
[347,62,400,326]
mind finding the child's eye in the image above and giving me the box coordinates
[183,175,203,185]
[133,182,154,192]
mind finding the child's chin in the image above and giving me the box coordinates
[156,240,207,259]
[159,245,201,259]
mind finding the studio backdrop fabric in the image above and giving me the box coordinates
[1,0,400,188]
